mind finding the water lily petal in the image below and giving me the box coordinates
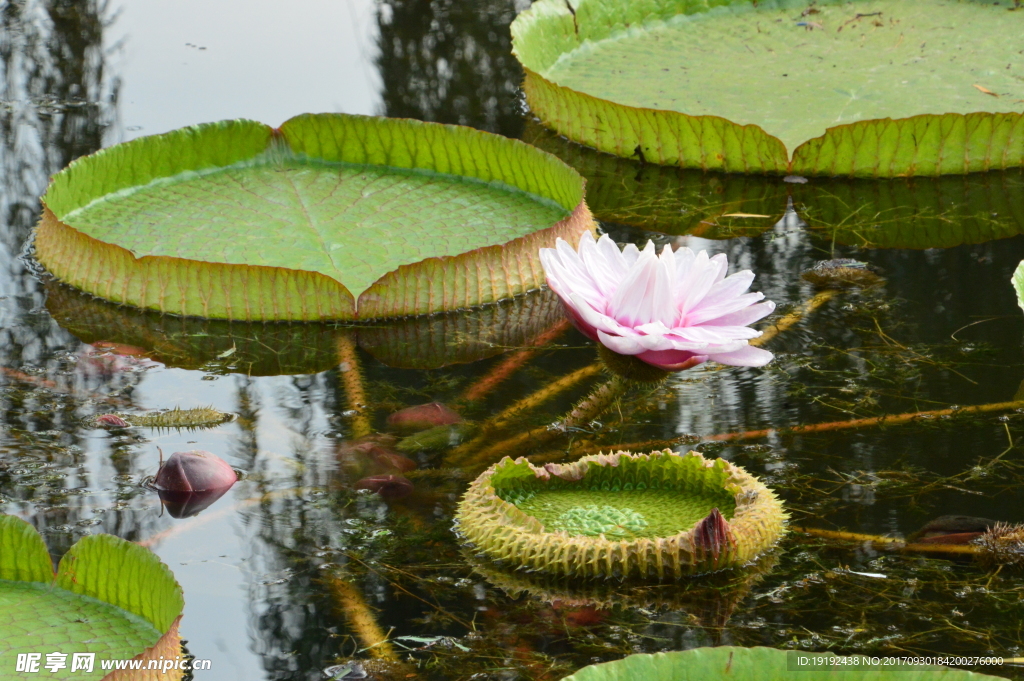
[542,242,605,309]
[578,233,623,298]
[701,301,777,328]
[695,269,756,310]
[569,292,636,338]
[685,291,766,326]
[707,344,775,367]
[597,330,646,355]
[635,348,708,370]
[677,250,719,317]
[710,253,729,285]
[621,242,641,267]
[609,248,660,327]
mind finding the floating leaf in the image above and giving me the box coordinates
[513,0,1024,177]
[0,515,185,680]
[561,647,1004,680]
[35,114,595,320]
[455,450,787,579]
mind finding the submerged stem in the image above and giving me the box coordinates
[794,525,981,556]
[336,333,373,438]
[327,572,399,661]
[707,400,1024,442]
[752,289,838,347]
[449,376,625,470]
[460,318,571,403]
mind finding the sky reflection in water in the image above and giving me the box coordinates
[2,1,1024,679]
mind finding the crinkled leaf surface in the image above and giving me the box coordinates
[561,647,1005,680]
[515,0,1024,176]
[63,158,568,300]
[0,516,185,680]
[36,114,592,320]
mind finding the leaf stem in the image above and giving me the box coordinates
[459,318,571,403]
[706,400,1024,442]
[336,333,373,438]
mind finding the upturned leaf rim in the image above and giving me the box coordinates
[454,450,788,579]
[34,114,596,321]
[512,0,1024,178]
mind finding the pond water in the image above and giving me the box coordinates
[3,1,1024,680]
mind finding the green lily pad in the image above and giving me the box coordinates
[456,451,787,579]
[513,0,1024,177]
[0,515,185,680]
[35,114,595,321]
[45,281,564,374]
[561,647,1006,680]
[526,123,1024,247]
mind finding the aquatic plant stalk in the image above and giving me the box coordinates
[707,400,1024,442]
[449,376,624,470]
[794,526,980,556]
[749,289,837,348]
[327,573,399,661]
[336,334,373,438]
[460,318,571,402]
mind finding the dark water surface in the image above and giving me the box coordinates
[3,1,1024,680]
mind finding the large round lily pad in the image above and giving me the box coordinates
[561,647,1006,681]
[0,515,185,680]
[34,114,595,321]
[513,0,1024,177]
[455,450,787,579]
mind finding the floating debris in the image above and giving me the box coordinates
[801,259,885,289]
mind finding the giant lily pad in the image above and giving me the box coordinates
[513,0,1024,177]
[561,647,1005,680]
[455,450,787,579]
[34,114,595,321]
[45,281,564,374]
[0,515,185,680]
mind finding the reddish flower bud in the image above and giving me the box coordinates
[386,402,463,433]
[154,450,237,493]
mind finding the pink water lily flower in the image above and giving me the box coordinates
[539,233,775,371]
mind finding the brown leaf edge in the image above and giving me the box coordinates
[103,615,184,681]
[35,206,357,322]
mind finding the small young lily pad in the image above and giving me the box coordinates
[455,450,787,579]
[35,114,595,320]
[0,515,185,680]
[514,0,1024,177]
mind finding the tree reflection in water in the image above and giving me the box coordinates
[376,0,526,138]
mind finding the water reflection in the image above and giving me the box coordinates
[377,0,526,137]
